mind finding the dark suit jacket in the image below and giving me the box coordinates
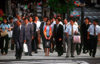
[53,24,63,41]
[40,22,44,36]
[33,22,36,37]
[25,23,33,40]
[81,23,90,39]
[13,25,25,44]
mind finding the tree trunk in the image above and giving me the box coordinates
[80,6,84,46]
[62,13,65,20]
[50,8,53,18]
[67,9,70,21]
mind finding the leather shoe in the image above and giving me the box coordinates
[35,51,38,53]
[89,52,91,56]
[92,55,95,57]
[66,56,69,58]
[71,55,75,57]
[29,54,32,56]
[25,53,28,56]
[16,57,19,59]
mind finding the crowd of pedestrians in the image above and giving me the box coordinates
[0,14,100,60]
[0,0,100,60]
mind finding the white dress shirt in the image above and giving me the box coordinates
[19,25,22,30]
[65,24,78,35]
[51,21,56,31]
[63,24,68,33]
[36,21,41,31]
[74,22,78,28]
[59,21,63,25]
[88,24,100,36]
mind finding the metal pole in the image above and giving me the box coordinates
[81,6,84,25]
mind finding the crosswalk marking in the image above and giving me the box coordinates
[0,60,89,64]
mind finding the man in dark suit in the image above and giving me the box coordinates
[24,18,33,56]
[81,17,90,53]
[53,18,64,56]
[12,20,25,60]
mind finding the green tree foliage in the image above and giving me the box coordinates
[48,0,75,14]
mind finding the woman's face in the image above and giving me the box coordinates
[3,19,7,23]
[47,20,51,25]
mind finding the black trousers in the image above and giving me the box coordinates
[15,41,23,58]
[41,35,45,51]
[76,43,82,55]
[89,35,98,56]
[56,40,63,55]
[0,37,2,49]
[1,35,9,54]
[32,32,38,52]
[83,36,89,52]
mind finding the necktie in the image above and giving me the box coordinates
[18,26,20,34]
[72,26,73,36]
[65,25,66,30]
[25,24,27,33]
[56,25,58,32]
[94,25,96,36]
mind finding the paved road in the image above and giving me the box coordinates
[0,44,100,64]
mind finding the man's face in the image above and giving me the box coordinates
[17,15,21,20]
[16,20,21,26]
[70,20,74,25]
[56,19,59,24]
[64,19,68,24]
[24,19,28,24]
[43,17,47,22]
[29,17,33,22]
[85,19,89,24]
[35,17,38,21]
[93,21,97,25]
[10,19,13,23]
[52,18,55,21]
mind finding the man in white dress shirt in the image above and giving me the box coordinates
[34,16,41,49]
[65,19,79,57]
[63,19,68,53]
[87,19,100,57]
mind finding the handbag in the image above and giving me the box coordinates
[8,31,13,38]
[1,30,8,37]
[45,40,51,48]
[73,35,81,43]
[23,43,28,52]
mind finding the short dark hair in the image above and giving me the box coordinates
[93,19,99,23]
[24,18,28,20]
[9,17,13,20]
[85,17,90,20]
[43,16,48,18]
[55,18,61,22]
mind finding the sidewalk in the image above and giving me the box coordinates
[0,45,100,60]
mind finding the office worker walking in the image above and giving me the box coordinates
[12,20,25,59]
[87,19,100,57]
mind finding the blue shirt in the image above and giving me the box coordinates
[0,23,10,32]
[46,26,50,37]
